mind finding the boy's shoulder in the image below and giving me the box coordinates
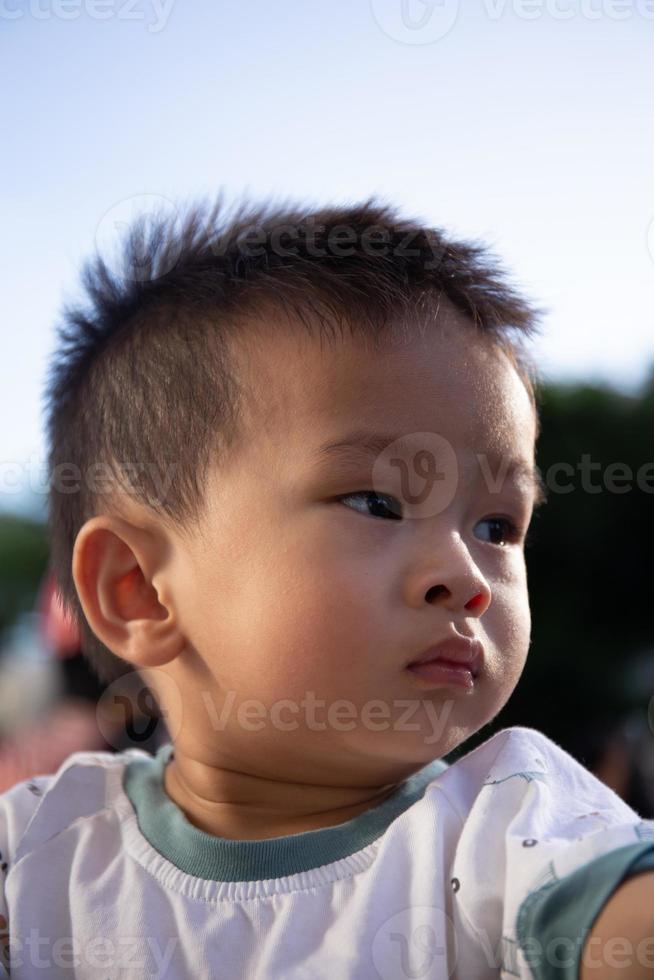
[0,744,154,868]
[434,724,639,830]
[451,724,623,791]
[480,724,630,801]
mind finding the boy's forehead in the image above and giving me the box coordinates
[233,309,536,466]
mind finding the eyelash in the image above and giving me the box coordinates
[335,491,526,547]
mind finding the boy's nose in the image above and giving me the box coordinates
[406,530,493,614]
[425,581,492,616]
[465,592,486,613]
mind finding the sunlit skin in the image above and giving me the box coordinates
[73,300,539,841]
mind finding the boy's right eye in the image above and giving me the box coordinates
[335,491,403,521]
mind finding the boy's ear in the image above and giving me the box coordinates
[72,514,186,670]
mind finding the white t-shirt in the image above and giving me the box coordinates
[1,725,653,979]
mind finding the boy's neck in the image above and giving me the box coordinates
[162,753,406,841]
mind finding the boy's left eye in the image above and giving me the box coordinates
[336,492,523,546]
[473,517,521,547]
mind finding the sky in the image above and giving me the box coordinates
[2,0,654,520]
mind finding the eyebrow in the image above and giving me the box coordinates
[312,428,548,509]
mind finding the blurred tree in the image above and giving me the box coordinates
[0,515,49,644]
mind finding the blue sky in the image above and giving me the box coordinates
[2,0,654,518]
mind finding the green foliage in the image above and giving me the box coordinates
[0,514,49,638]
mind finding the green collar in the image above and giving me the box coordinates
[123,743,448,882]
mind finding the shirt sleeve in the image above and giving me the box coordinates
[516,839,654,980]
[0,774,54,976]
[443,728,654,979]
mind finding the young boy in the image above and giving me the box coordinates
[1,195,653,979]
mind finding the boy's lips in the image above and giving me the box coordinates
[406,636,484,679]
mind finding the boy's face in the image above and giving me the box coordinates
[157,304,538,781]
